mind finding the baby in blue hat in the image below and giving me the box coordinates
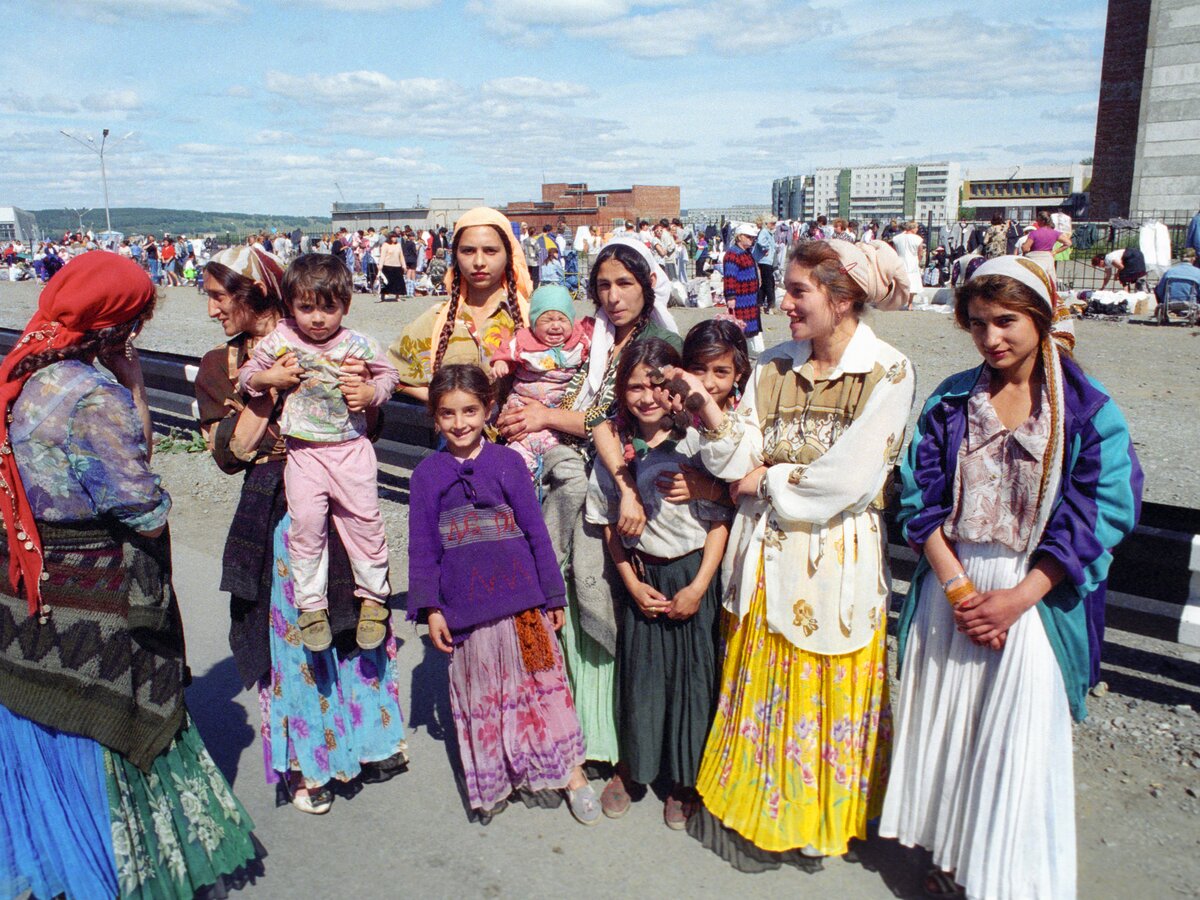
[492,284,594,475]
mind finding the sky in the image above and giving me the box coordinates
[0,0,1108,218]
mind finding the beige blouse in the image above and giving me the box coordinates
[943,370,1050,553]
[699,324,915,655]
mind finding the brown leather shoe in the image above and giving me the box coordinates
[600,773,631,819]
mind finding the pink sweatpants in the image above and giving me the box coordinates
[284,435,390,611]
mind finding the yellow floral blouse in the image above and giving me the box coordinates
[699,323,915,655]
[387,301,520,387]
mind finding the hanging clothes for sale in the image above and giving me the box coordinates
[1139,221,1171,268]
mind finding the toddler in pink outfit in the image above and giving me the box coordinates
[239,254,398,652]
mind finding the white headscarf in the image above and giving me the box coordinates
[573,235,679,412]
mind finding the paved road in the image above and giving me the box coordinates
[172,539,926,899]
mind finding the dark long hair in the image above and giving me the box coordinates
[682,318,750,395]
[588,242,655,328]
[433,224,521,373]
[11,295,158,379]
[614,337,682,412]
[204,261,286,321]
[427,363,495,415]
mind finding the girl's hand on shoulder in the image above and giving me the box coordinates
[630,582,670,619]
[730,465,767,504]
[655,462,708,504]
[547,607,565,631]
[667,584,702,620]
[426,610,453,653]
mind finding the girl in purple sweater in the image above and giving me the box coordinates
[407,365,600,825]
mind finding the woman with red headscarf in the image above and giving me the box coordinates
[0,253,258,899]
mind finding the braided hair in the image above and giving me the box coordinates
[11,296,158,380]
[432,224,522,374]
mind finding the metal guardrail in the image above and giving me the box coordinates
[3,328,1197,649]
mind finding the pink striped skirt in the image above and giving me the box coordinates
[448,610,586,812]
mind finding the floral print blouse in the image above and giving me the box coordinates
[942,369,1049,553]
[10,360,170,531]
[387,301,520,386]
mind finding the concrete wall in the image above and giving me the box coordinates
[1130,0,1200,214]
[1090,0,1152,218]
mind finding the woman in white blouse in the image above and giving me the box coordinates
[657,239,914,863]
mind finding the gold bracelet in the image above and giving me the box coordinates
[945,580,976,606]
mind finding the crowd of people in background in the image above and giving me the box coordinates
[0,198,1159,900]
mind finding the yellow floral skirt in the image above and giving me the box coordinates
[695,563,892,856]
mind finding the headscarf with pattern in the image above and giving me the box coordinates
[823,238,911,310]
[208,245,285,300]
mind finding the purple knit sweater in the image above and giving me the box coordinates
[406,441,566,640]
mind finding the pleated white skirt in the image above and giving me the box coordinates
[879,541,1076,900]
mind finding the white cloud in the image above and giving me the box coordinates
[484,77,593,102]
[470,0,825,58]
[849,17,1099,99]
[0,89,143,117]
[757,117,801,129]
[813,101,895,126]
[288,0,438,8]
[264,70,458,113]
[60,0,244,23]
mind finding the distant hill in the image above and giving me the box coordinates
[33,207,331,239]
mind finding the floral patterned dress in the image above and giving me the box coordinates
[694,324,915,857]
[259,515,408,789]
[1,361,257,900]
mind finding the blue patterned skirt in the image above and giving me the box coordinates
[259,514,408,789]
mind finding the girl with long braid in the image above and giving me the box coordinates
[387,208,532,401]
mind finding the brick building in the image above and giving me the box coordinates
[1090,0,1200,217]
[501,182,681,231]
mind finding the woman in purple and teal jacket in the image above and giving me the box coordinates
[879,257,1142,900]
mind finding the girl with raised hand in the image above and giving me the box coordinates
[407,364,600,826]
[880,257,1142,900]
[585,338,730,829]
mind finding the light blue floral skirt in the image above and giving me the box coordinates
[259,514,408,790]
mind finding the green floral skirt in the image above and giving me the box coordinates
[105,716,258,899]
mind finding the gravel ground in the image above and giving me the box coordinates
[4,279,1199,896]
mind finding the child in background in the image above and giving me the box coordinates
[238,254,399,653]
[585,338,731,829]
[491,284,594,476]
[407,365,601,825]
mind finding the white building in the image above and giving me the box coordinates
[0,207,39,244]
[806,163,961,225]
[960,164,1092,221]
[331,198,483,234]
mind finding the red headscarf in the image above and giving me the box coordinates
[0,251,156,617]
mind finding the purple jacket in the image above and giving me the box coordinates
[407,441,566,641]
[896,356,1143,721]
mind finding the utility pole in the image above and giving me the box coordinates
[60,128,132,234]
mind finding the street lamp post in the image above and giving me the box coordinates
[59,128,132,236]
